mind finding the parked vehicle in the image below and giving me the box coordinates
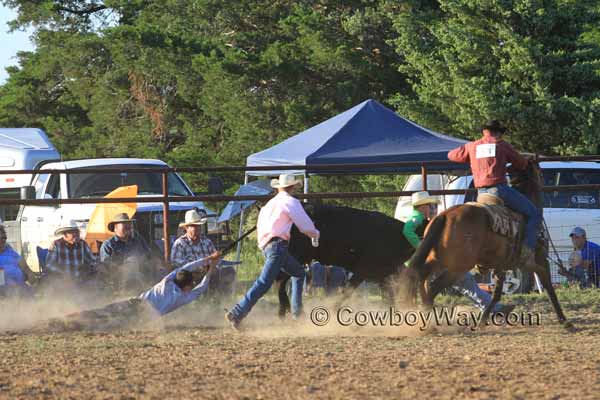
[0,129,228,272]
[0,128,60,222]
[395,161,600,292]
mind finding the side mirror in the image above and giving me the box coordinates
[208,177,224,195]
[20,186,36,200]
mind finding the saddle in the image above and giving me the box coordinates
[466,193,525,265]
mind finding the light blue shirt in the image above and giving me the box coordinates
[139,257,212,316]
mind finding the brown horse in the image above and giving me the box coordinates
[400,160,573,329]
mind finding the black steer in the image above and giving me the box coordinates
[274,203,419,317]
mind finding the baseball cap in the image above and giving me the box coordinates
[569,227,586,237]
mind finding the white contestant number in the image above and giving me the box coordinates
[476,144,496,159]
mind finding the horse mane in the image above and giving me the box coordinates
[509,159,543,208]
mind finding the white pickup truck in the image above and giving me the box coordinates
[0,129,224,271]
[395,161,600,292]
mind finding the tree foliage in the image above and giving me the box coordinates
[0,0,599,200]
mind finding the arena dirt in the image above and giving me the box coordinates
[1,296,599,399]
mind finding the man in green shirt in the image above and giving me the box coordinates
[402,191,514,314]
[403,191,437,249]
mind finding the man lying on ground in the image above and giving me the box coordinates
[42,251,221,331]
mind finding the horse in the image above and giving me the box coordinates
[274,204,419,318]
[399,160,573,329]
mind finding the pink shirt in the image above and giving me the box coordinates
[257,191,320,249]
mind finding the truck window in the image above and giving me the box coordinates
[0,188,21,221]
[34,174,49,199]
[46,173,61,199]
[67,165,191,198]
[542,169,600,209]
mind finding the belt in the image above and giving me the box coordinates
[267,237,288,245]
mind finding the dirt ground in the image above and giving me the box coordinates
[1,295,599,400]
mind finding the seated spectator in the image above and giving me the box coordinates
[45,221,96,282]
[305,262,347,296]
[171,210,216,269]
[306,262,326,295]
[567,249,588,288]
[99,213,157,291]
[326,265,347,295]
[569,227,600,288]
[0,225,34,297]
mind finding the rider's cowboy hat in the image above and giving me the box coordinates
[54,220,80,236]
[411,191,439,207]
[107,213,135,232]
[179,209,209,228]
[271,174,303,189]
[481,119,507,134]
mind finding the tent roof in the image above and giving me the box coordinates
[246,99,468,175]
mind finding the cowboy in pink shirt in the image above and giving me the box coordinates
[257,190,320,249]
[227,174,319,329]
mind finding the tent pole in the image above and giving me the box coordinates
[235,173,249,263]
[303,173,309,201]
[441,173,447,211]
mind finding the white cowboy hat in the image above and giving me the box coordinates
[270,174,303,189]
[55,220,80,236]
[179,209,208,228]
[411,191,439,207]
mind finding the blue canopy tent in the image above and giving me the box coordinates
[246,99,468,177]
[229,99,468,260]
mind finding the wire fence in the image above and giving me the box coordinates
[2,155,600,292]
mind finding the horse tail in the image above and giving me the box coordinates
[398,214,446,306]
[408,214,446,271]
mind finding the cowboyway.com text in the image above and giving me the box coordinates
[309,306,541,330]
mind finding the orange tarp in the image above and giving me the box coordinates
[84,185,138,253]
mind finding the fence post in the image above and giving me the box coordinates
[162,170,170,267]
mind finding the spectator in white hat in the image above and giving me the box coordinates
[171,209,221,270]
[45,220,96,281]
[403,191,438,249]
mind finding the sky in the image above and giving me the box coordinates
[0,4,35,84]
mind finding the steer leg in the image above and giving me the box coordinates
[334,273,365,307]
[274,273,291,319]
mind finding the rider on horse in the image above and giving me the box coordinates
[447,120,542,267]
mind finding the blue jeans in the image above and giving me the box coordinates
[478,183,542,249]
[231,239,306,321]
[452,272,504,312]
[568,266,589,288]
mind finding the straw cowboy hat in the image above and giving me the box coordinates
[55,220,80,236]
[107,213,135,232]
[179,209,209,228]
[271,174,303,189]
[411,191,439,207]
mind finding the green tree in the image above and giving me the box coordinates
[390,0,600,155]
